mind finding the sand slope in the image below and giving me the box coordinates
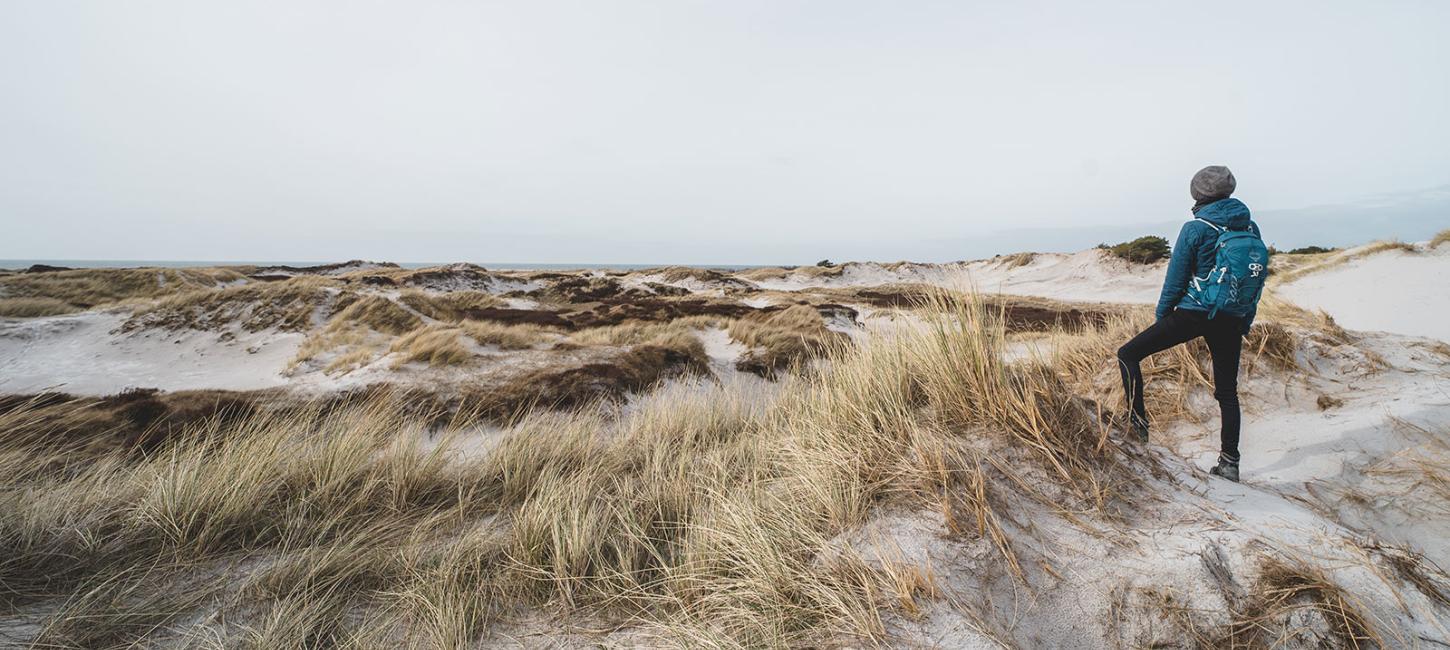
[0,310,303,394]
[1279,240,1450,342]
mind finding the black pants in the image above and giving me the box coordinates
[1117,308,1245,459]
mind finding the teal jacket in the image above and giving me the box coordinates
[1155,198,1260,332]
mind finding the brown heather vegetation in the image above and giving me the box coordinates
[455,343,711,421]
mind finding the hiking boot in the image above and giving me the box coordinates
[1129,419,1149,444]
[1209,455,1240,482]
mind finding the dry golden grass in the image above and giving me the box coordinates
[1050,311,1209,426]
[729,304,848,376]
[1431,229,1450,249]
[458,319,557,350]
[293,322,387,375]
[1256,295,1352,344]
[0,267,246,314]
[389,324,474,367]
[398,289,505,323]
[330,293,421,335]
[563,316,716,374]
[653,266,751,287]
[568,315,720,346]
[125,276,338,332]
[999,251,1037,268]
[288,294,421,372]
[1362,541,1450,609]
[0,292,1146,646]
[1048,295,1333,429]
[0,296,79,317]
[1229,557,1380,648]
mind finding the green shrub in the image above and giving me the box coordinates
[1284,245,1335,255]
[1099,236,1171,264]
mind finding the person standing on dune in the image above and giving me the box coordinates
[1116,166,1270,483]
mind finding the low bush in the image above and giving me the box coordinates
[1100,236,1171,264]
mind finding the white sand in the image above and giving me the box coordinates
[1279,242,1450,342]
[0,311,303,394]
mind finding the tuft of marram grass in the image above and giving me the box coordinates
[568,315,721,347]
[0,296,79,318]
[389,324,474,367]
[289,294,421,370]
[328,293,420,335]
[729,304,847,376]
[398,289,505,323]
[125,276,338,332]
[459,319,558,350]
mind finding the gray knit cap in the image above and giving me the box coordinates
[1190,165,1236,202]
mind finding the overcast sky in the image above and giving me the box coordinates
[2,1,1447,264]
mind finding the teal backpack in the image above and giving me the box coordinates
[1184,219,1270,318]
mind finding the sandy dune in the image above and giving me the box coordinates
[1279,240,1450,342]
[2,239,1448,647]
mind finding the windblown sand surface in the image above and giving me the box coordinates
[1278,239,1450,342]
[1,239,1447,648]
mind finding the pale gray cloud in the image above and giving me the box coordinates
[2,1,1447,264]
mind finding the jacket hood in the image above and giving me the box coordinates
[1194,198,1252,230]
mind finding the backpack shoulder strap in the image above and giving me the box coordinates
[1193,216,1227,234]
